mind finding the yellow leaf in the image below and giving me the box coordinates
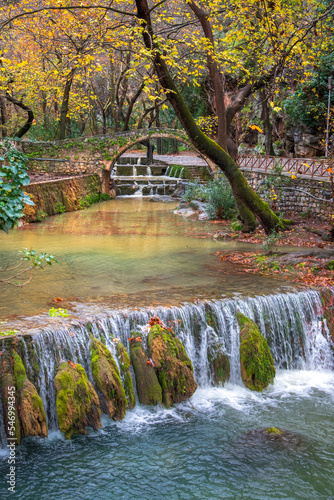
[249,125,263,133]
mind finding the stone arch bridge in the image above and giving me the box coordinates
[22,128,216,193]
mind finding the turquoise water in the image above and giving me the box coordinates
[1,199,332,499]
[0,198,290,318]
[1,371,333,499]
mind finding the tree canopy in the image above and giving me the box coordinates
[0,0,333,232]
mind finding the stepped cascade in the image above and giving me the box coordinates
[0,289,333,446]
[110,155,188,196]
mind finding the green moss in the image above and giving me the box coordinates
[12,350,27,391]
[115,341,136,410]
[237,313,276,391]
[266,427,282,435]
[147,325,197,407]
[129,335,162,406]
[90,337,127,419]
[325,260,334,270]
[31,393,46,419]
[54,362,101,439]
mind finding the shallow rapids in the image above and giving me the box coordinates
[1,370,333,499]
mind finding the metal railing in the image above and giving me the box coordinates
[237,154,333,179]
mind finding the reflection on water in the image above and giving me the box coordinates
[0,198,294,317]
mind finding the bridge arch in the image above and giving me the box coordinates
[100,129,217,193]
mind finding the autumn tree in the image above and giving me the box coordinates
[2,0,334,232]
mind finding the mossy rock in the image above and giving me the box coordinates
[242,427,306,451]
[20,379,47,438]
[12,350,27,391]
[129,335,162,406]
[204,304,219,334]
[0,363,21,443]
[90,337,127,420]
[320,289,334,343]
[207,336,230,386]
[237,313,275,392]
[114,340,136,410]
[147,325,197,407]
[54,362,101,439]
[0,350,47,442]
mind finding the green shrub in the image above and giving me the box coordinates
[205,177,236,220]
[78,193,111,210]
[0,139,34,232]
[183,180,209,202]
[261,232,283,254]
[231,221,243,232]
[54,202,66,214]
[183,176,236,220]
[36,210,48,222]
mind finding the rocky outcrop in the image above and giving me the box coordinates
[129,334,162,406]
[54,362,101,439]
[237,313,275,391]
[207,335,230,386]
[0,350,47,442]
[114,340,136,410]
[90,337,127,420]
[147,325,197,407]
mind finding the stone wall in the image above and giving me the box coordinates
[23,174,102,222]
[242,169,332,219]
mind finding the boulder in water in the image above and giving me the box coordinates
[90,336,127,419]
[114,340,136,409]
[129,334,162,406]
[237,313,275,391]
[243,427,306,451]
[54,362,101,439]
[147,324,197,407]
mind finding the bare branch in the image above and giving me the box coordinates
[0,4,136,34]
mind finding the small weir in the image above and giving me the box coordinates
[1,288,333,446]
[111,155,186,196]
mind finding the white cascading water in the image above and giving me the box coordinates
[0,289,333,444]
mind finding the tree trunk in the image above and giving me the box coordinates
[58,69,75,140]
[102,108,107,135]
[135,0,283,234]
[5,94,34,138]
[0,96,7,137]
[122,83,144,131]
[188,1,227,149]
[188,1,256,232]
[260,89,275,155]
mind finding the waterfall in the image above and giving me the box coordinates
[147,166,152,176]
[0,289,333,442]
[132,166,137,176]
